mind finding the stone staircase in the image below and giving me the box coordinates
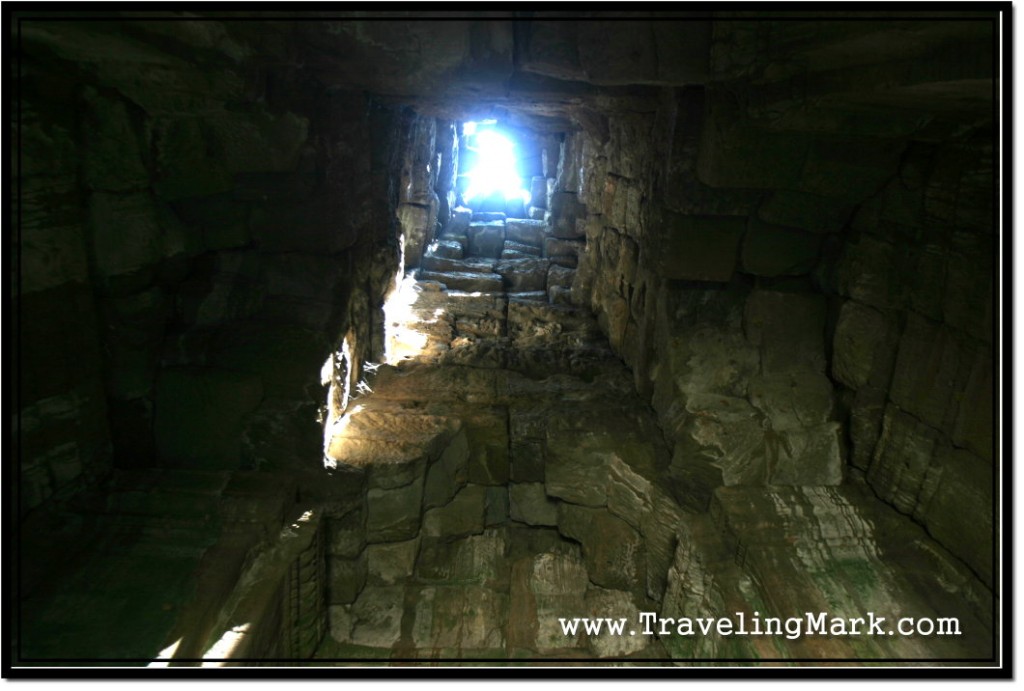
[317,208,994,664]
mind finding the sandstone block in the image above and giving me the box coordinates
[657,213,745,282]
[467,221,506,258]
[509,483,559,526]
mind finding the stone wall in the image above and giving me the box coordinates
[16,20,415,515]
[569,19,994,586]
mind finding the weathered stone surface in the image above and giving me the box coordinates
[889,313,971,431]
[327,508,366,559]
[657,212,745,282]
[422,483,487,538]
[427,238,465,260]
[398,202,438,269]
[585,587,647,657]
[154,366,263,469]
[411,585,507,650]
[759,190,854,234]
[423,429,469,509]
[744,290,827,375]
[525,549,590,653]
[420,253,495,274]
[505,219,548,247]
[417,269,503,293]
[89,192,186,279]
[495,257,550,292]
[529,176,548,208]
[509,483,559,526]
[350,586,404,648]
[328,555,367,605]
[741,218,821,277]
[848,386,887,471]
[417,529,507,587]
[832,300,898,390]
[467,221,506,258]
[502,240,542,258]
[543,237,584,263]
[547,264,575,291]
[444,207,473,237]
[472,212,507,222]
[557,503,644,594]
[366,477,423,543]
[365,538,419,585]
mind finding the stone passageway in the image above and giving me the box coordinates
[13,13,999,670]
[315,208,991,662]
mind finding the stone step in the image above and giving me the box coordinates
[505,219,547,248]
[425,238,465,259]
[507,291,548,303]
[495,257,550,292]
[471,211,506,222]
[418,269,504,293]
[420,254,496,274]
[502,240,542,258]
[467,221,506,258]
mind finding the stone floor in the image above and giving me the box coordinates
[315,211,995,664]
[15,210,994,667]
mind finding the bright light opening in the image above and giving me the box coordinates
[462,123,530,205]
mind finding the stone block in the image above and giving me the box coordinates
[154,366,263,469]
[585,587,647,657]
[81,90,148,191]
[422,484,487,538]
[366,478,424,543]
[509,483,559,526]
[922,446,993,587]
[427,239,465,260]
[832,300,898,390]
[547,264,575,292]
[411,585,507,650]
[328,555,367,605]
[328,509,366,559]
[444,207,473,236]
[867,405,941,517]
[350,586,404,648]
[502,240,542,258]
[485,486,509,526]
[365,538,420,585]
[398,201,439,269]
[657,213,745,282]
[506,219,547,248]
[89,192,184,279]
[952,349,993,462]
[467,221,506,258]
[848,387,887,472]
[748,371,835,431]
[835,234,900,310]
[530,176,548,208]
[543,237,584,265]
[151,117,233,200]
[557,504,645,594]
[423,429,469,509]
[417,269,503,293]
[495,257,550,292]
[207,322,328,399]
[744,290,827,375]
[889,313,964,430]
[741,218,822,277]
[758,190,854,234]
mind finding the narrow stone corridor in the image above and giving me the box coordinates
[12,13,1001,672]
[311,209,991,662]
